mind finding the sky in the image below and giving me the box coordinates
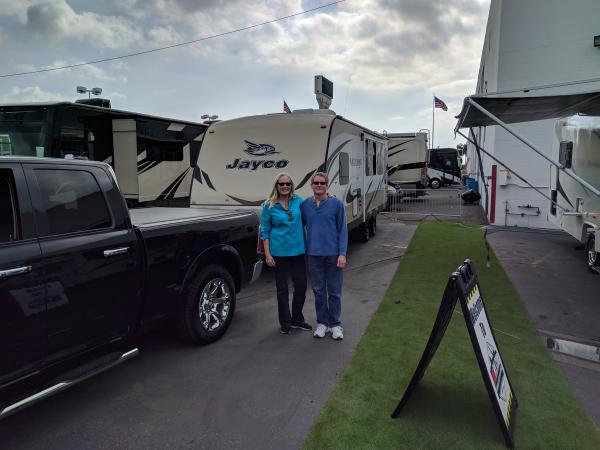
[0,0,490,149]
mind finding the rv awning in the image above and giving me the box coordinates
[455,91,600,130]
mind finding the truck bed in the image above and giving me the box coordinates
[129,207,257,229]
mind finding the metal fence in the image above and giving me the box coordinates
[384,188,463,217]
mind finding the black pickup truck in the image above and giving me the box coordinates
[0,157,262,418]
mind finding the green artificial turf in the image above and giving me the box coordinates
[304,220,600,449]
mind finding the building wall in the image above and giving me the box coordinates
[467,0,600,228]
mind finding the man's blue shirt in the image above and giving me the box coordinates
[260,194,305,256]
[301,196,348,256]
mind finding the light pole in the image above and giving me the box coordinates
[76,86,102,99]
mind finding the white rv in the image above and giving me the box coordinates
[387,132,428,189]
[551,115,600,272]
[190,110,387,241]
[427,148,462,189]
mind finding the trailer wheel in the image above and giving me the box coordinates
[358,221,370,243]
[368,216,377,237]
[177,264,236,344]
[429,178,442,189]
[585,233,599,274]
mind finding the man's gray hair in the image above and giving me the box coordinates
[311,171,328,184]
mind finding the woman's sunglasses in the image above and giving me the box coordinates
[277,182,292,187]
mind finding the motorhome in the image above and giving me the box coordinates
[386,132,428,189]
[551,115,600,272]
[0,101,206,206]
[190,110,387,242]
[427,148,462,189]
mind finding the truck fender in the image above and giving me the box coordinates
[181,244,244,295]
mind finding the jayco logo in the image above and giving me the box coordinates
[225,140,289,170]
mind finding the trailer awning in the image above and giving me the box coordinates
[455,91,600,130]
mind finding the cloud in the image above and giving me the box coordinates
[42,60,128,82]
[1,86,70,102]
[25,0,143,49]
[147,25,183,46]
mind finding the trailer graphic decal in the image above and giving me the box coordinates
[243,140,280,156]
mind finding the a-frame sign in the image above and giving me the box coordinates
[391,260,518,448]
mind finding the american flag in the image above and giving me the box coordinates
[283,100,291,113]
[434,96,448,111]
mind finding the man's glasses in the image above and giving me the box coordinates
[277,182,292,187]
[312,181,327,186]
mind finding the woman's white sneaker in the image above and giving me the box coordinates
[331,326,344,340]
[313,324,329,338]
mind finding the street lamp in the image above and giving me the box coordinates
[76,86,102,99]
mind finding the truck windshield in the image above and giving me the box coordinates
[0,108,49,157]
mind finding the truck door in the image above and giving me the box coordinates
[0,164,47,385]
[23,163,142,361]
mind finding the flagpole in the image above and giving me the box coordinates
[431,94,435,150]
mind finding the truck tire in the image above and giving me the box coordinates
[585,233,599,274]
[429,178,442,189]
[178,264,236,344]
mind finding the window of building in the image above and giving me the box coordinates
[34,169,112,236]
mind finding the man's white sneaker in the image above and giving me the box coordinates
[331,326,344,340]
[313,324,329,338]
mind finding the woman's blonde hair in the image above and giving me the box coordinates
[266,172,295,208]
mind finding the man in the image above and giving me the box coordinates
[301,172,348,340]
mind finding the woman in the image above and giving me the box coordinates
[261,173,312,334]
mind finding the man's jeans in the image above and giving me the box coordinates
[307,255,343,327]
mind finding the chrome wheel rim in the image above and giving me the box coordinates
[198,278,231,331]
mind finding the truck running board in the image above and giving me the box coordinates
[0,348,139,420]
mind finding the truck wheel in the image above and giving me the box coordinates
[429,178,442,189]
[358,221,370,243]
[178,264,236,344]
[368,216,377,237]
[585,233,599,274]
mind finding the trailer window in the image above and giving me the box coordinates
[0,171,18,243]
[58,107,113,162]
[34,169,112,237]
[365,140,375,176]
[376,142,385,175]
[137,119,185,162]
[0,108,49,157]
[339,152,349,185]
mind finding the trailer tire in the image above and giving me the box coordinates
[585,233,599,274]
[429,178,442,189]
[358,221,370,243]
[368,216,377,237]
[177,264,236,344]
